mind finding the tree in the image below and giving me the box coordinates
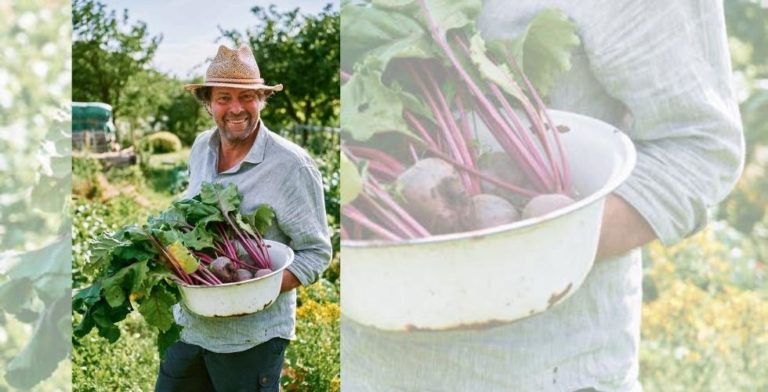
[72,0,161,123]
[153,80,214,146]
[219,4,340,131]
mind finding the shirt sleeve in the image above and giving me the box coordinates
[183,129,213,200]
[276,163,333,286]
[580,0,745,245]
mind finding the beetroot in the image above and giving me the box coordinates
[477,152,532,208]
[397,158,472,234]
[254,269,273,278]
[209,256,237,283]
[471,194,520,229]
[521,193,576,220]
[477,152,529,192]
[232,269,253,282]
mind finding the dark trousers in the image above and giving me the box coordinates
[155,338,289,392]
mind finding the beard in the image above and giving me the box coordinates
[218,113,260,144]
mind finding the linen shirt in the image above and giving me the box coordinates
[174,123,332,353]
[341,1,744,391]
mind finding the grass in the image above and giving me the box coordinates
[72,313,158,392]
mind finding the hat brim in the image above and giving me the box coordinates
[184,82,283,93]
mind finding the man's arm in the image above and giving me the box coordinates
[280,270,302,293]
[596,194,657,260]
[579,1,743,247]
[276,164,333,291]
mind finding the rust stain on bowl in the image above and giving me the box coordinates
[401,289,580,331]
[213,312,251,318]
[547,282,573,309]
[405,320,505,332]
[405,319,511,332]
[211,299,274,318]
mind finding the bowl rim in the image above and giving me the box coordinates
[342,110,637,249]
[175,239,294,289]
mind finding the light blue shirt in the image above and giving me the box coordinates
[341,1,744,391]
[174,123,332,353]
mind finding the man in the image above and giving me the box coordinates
[155,45,332,392]
[341,1,744,391]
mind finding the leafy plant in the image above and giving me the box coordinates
[143,131,183,154]
[72,0,161,123]
[282,281,341,392]
[73,182,276,357]
[641,226,768,390]
[340,1,580,240]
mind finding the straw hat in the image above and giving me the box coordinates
[184,45,283,94]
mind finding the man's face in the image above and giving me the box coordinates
[210,87,262,144]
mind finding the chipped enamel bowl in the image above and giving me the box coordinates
[341,110,636,330]
[177,240,294,317]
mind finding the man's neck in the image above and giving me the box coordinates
[217,121,260,173]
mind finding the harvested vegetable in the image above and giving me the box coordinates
[521,193,576,220]
[72,182,276,357]
[397,158,472,234]
[341,2,582,241]
[471,194,520,230]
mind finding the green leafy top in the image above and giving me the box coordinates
[486,9,581,96]
[340,2,580,142]
[72,181,276,358]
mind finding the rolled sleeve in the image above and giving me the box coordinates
[581,0,745,244]
[277,164,333,286]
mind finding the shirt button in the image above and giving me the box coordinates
[261,376,269,384]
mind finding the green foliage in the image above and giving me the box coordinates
[220,4,340,130]
[105,163,146,190]
[0,1,71,387]
[725,0,768,77]
[144,131,183,154]
[73,157,104,199]
[73,182,279,359]
[718,1,768,247]
[72,0,161,122]
[72,195,152,287]
[72,313,158,392]
[71,0,212,149]
[341,151,362,205]
[72,222,181,354]
[486,8,581,96]
[153,85,213,146]
[340,1,578,142]
[641,226,768,391]
[283,280,341,392]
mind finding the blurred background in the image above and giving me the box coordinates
[638,1,768,390]
[0,0,71,390]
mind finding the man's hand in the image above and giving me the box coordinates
[280,270,302,293]
[596,194,657,260]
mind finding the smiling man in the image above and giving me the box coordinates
[153,45,332,392]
